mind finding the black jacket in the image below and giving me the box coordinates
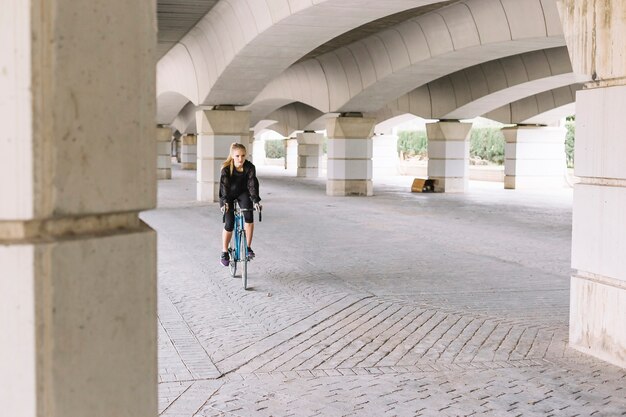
[219,160,261,206]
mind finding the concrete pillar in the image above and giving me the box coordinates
[373,133,399,177]
[502,126,566,189]
[284,137,298,172]
[247,136,256,164]
[297,132,323,178]
[558,0,626,368]
[157,126,172,179]
[326,116,376,196]
[0,1,157,416]
[196,110,250,202]
[426,121,472,192]
[181,134,197,170]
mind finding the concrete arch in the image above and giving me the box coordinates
[250,0,565,116]
[485,84,582,124]
[170,102,198,135]
[376,47,588,120]
[158,0,457,109]
[156,44,200,124]
[262,102,325,138]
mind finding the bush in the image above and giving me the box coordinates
[565,120,575,168]
[265,139,285,159]
[397,130,428,158]
[469,128,505,165]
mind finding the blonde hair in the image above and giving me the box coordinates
[222,142,247,175]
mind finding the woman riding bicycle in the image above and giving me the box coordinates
[219,143,261,267]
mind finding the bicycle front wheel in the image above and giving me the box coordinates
[228,245,237,277]
[240,232,248,290]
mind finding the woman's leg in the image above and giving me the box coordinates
[222,200,235,252]
[237,192,255,248]
[244,222,254,248]
[222,229,233,252]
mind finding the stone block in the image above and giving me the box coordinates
[326,117,376,139]
[198,160,223,183]
[0,245,36,416]
[327,159,372,180]
[297,167,320,178]
[326,180,373,196]
[572,184,626,279]
[575,86,626,180]
[197,135,237,159]
[430,177,467,193]
[504,159,565,176]
[428,140,469,159]
[196,110,250,136]
[327,138,373,159]
[570,275,626,368]
[197,182,220,202]
[298,156,320,168]
[428,159,468,178]
[1,229,157,416]
[296,132,323,145]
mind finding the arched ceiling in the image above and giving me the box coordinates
[374,47,588,121]
[157,0,219,58]
[246,0,567,119]
[157,0,583,133]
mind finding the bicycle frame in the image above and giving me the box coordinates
[224,201,260,290]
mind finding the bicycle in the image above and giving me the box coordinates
[223,201,262,290]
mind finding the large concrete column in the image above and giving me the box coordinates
[196,109,250,202]
[297,132,323,178]
[426,121,472,192]
[502,126,566,189]
[558,0,626,368]
[373,133,399,177]
[326,116,376,196]
[0,1,157,416]
[157,126,172,179]
[181,134,197,170]
[284,137,298,172]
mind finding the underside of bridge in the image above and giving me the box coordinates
[1,0,625,415]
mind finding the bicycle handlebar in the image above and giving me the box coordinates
[221,206,262,222]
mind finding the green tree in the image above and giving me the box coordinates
[565,117,575,168]
[264,139,285,158]
[397,130,428,158]
[469,128,505,165]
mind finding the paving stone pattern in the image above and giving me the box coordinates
[144,167,626,417]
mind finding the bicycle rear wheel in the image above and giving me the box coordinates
[240,232,248,290]
[228,245,237,277]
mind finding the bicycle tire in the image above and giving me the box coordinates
[240,231,248,290]
[228,245,237,277]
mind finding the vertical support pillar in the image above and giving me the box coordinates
[181,134,197,170]
[157,126,172,179]
[247,135,255,164]
[0,1,157,416]
[502,126,566,189]
[426,121,472,192]
[296,132,323,177]
[372,133,399,177]
[558,0,626,368]
[326,116,376,196]
[284,137,298,172]
[196,110,250,202]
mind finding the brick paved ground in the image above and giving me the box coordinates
[143,166,626,417]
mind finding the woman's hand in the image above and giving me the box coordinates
[254,203,262,212]
[221,203,229,213]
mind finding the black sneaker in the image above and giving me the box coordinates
[220,251,229,267]
[247,247,255,259]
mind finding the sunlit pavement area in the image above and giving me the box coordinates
[142,164,626,417]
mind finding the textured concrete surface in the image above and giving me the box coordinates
[143,164,626,417]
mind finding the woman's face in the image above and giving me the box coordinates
[232,149,246,168]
